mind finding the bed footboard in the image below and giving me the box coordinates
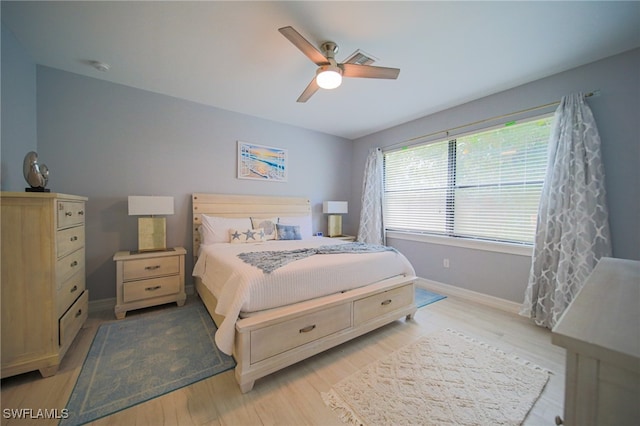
[232,274,416,392]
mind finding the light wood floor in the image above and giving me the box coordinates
[1,294,565,425]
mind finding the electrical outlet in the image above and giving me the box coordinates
[443,258,450,268]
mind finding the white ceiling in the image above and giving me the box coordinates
[3,1,639,140]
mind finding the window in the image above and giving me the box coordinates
[384,115,553,245]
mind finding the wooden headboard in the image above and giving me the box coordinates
[192,193,311,259]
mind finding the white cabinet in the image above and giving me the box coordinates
[552,257,640,425]
[1,192,89,378]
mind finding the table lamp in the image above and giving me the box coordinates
[128,196,174,252]
[323,201,348,237]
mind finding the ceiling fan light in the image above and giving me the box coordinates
[316,66,342,89]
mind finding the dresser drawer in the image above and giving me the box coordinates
[353,284,414,326]
[57,272,86,318]
[59,290,88,348]
[250,303,351,364]
[123,275,181,303]
[56,226,85,259]
[56,250,85,286]
[123,255,179,281]
[57,201,85,229]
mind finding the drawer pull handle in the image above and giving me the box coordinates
[70,260,78,267]
[145,265,161,271]
[75,309,82,318]
[381,299,392,306]
[78,211,84,216]
[145,285,162,291]
[70,285,78,293]
[65,211,73,216]
[70,236,78,241]
[299,325,316,333]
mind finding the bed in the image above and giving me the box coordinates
[192,193,417,392]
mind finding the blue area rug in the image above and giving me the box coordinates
[61,302,235,426]
[415,287,446,308]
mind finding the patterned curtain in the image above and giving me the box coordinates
[357,148,384,244]
[520,93,612,328]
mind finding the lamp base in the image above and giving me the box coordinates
[138,217,167,251]
[327,215,342,237]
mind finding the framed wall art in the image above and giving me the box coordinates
[237,141,288,182]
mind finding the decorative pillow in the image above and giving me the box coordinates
[199,215,252,244]
[276,224,302,240]
[251,217,279,240]
[277,215,312,239]
[229,228,266,244]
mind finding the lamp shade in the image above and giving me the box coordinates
[323,201,348,214]
[128,196,174,216]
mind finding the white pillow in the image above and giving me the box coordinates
[199,215,251,244]
[278,215,312,239]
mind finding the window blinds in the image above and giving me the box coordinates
[384,115,552,244]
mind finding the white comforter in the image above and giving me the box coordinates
[192,237,415,355]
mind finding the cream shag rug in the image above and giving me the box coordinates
[322,329,549,425]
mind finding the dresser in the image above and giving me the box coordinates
[552,257,640,425]
[1,192,89,378]
[113,247,186,319]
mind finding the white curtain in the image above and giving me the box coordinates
[357,148,384,244]
[521,93,612,328]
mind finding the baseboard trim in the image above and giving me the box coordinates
[89,297,116,313]
[416,278,521,315]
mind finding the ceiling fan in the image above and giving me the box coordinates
[278,26,400,103]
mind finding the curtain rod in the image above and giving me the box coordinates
[385,90,600,151]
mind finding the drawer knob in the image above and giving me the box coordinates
[75,309,83,318]
[299,325,316,333]
[70,285,78,293]
[381,299,392,306]
[65,211,73,216]
[70,236,78,241]
[78,210,84,215]
[145,265,161,271]
[70,260,78,267]
[145,285,162,291]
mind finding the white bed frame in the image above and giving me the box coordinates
[192,193,417,392]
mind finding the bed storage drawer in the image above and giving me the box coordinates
[353,284,414,326]
[250,303,352,364]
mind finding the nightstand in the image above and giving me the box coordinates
[329,235,356,242]
[113,247,186,319]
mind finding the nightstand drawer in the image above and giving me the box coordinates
[56,250,85,286]
[353,284,414,326]
[250,303,352,364]
[123,255,179,281]
[56,226,85,259]
[59,290,88,348]
[57,201,85,229]
[123,275,181,303]
[57,271,86,318]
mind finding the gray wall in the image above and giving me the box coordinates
[1,24,37,189]
[352,48,640,303]
[33,67,352,300]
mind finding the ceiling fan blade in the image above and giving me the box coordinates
[297,78,320,103]
[341,63,400,79]
[279,26,328,65]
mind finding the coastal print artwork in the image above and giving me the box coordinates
[238,141,288,182]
